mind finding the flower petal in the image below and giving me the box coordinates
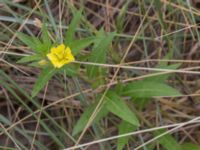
[47,44,75,68]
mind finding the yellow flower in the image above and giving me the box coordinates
[47,44,75,68]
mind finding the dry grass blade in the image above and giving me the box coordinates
[65,119,200,150]
[74,61,200,75]
[1,0,200,149]
[73,1,155,146]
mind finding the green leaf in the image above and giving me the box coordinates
[41,24,52,53]
[17,32,45,54]
[116,0,130,32]
[145,143,156,150]
[31,67,57,97]
[64,11,82,44]
[32,36,43,50]
[133,63,181,109]
[69,37,95,55]
[105,91,139,126]
[60,64,79,77]
[134,98,151,110]
[181,143,200,150]
[17,54,41,63]
[117,121,137,150]
[122,81,181,98]
[155,129,182,150]
[72,101,109,136]
[145,63,181,82]
[87,31,115,78]
[154,0,168,36]
[17,32,38,51]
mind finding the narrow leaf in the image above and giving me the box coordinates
[41,24,52,53]
[181,143,200,150]
[116,0,130,32]
[17,55,41,63]
[17,32,38,51]
[72,102,108,136]
[32,36,45,52]
[87,31,115,78]
[122,81,181,98]
[155,130,182,150]
[64,11,82,44]
[105,91,139,126]
[117,121,137,150]
[145,63,181,82]
[69,37,95,55]
[60,64,79,77]
[32,67,57,97]
[17,32,45,53]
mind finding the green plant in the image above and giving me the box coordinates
[17,11,96,97]
[5,2,195,149]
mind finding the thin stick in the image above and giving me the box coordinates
[64,119,200,150]
[30,82,48,150]
[0,123,22,150]
[74,61,200,75]
[74,0,155,147]
[135,116,200,150]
